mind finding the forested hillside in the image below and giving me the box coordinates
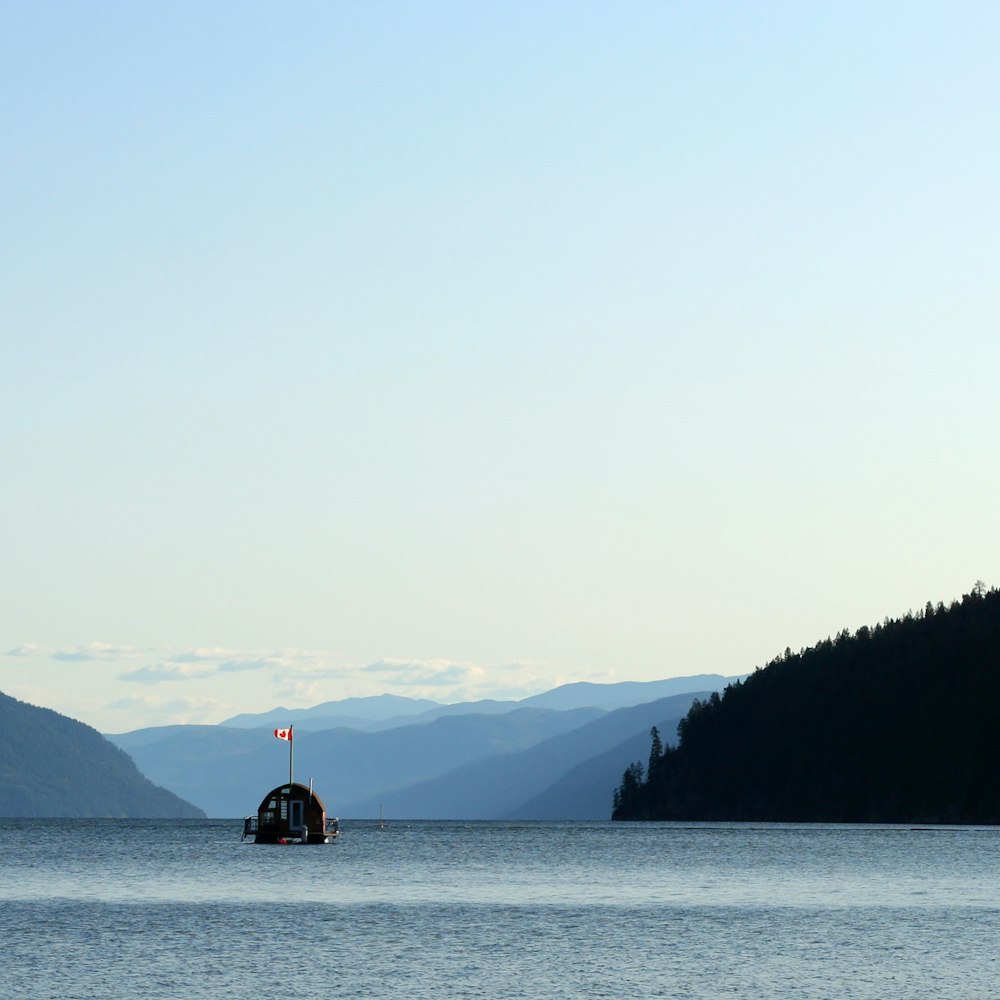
[0,692,205,818]
[614,585,1000,824]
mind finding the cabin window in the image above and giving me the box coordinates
[280,799,288,821]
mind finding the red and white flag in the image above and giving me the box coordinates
[274,727,293,742]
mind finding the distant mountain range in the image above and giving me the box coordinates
[217,676,733,732]
[343,693,704,820]
[107,675,737,819]
[0,691,204,818]
[12,587,997,825]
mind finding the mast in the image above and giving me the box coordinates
[289,724,294,787]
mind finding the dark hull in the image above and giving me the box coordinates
[248,826,338,845]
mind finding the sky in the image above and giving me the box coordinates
[2,1,999,734]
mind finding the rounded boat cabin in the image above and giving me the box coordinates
[242,782,339,844]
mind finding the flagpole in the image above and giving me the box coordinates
[289,724,294,787]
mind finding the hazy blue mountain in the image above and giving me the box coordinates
[104,674,738,819]
[211,676,737,734]
[112,724,219,751]
[109,706,604,817]
[220,694,441,729]
[327,682,733,733]
[0,691,205,818]
[342,692,709,819]
[234,699,528,735]
[520,676,739,711]
[505,717,685,820]
[363,698,522,727]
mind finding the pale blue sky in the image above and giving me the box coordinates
[3,1,998,732]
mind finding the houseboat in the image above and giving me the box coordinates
[241,725,339,844]
[242,781,339,844]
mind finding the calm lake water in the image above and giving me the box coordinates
[2,819,998,999]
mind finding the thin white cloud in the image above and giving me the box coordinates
[217,658,281,673]
[7,641,349,675]
[251,652,354,678]
[6,643,46,657]
[355,659,601,705]
[53,641,143,662]
[363,658,487,688]
[119,662,217,684]
[117,648,349,684]
[264,654,361,702]
[9,639,570,725]
[171,647,241,663]
[273,676,326,705]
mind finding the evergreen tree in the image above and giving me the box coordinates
[613,585,1000,824]
[648,725,664,777]
[614,760,645,817]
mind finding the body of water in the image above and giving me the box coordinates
[2,818,997,998]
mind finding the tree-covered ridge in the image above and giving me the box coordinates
[613,584,1000,823]
[0,691,205,818]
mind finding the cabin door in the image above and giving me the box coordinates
[290,799,304,832]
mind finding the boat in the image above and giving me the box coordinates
[242,781,339,844]
[241,725,340,844]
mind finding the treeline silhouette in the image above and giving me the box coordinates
[613,584,1000,823]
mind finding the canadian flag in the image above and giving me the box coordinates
[274,727,293,742]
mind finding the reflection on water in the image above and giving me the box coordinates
[2,820,998,999]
